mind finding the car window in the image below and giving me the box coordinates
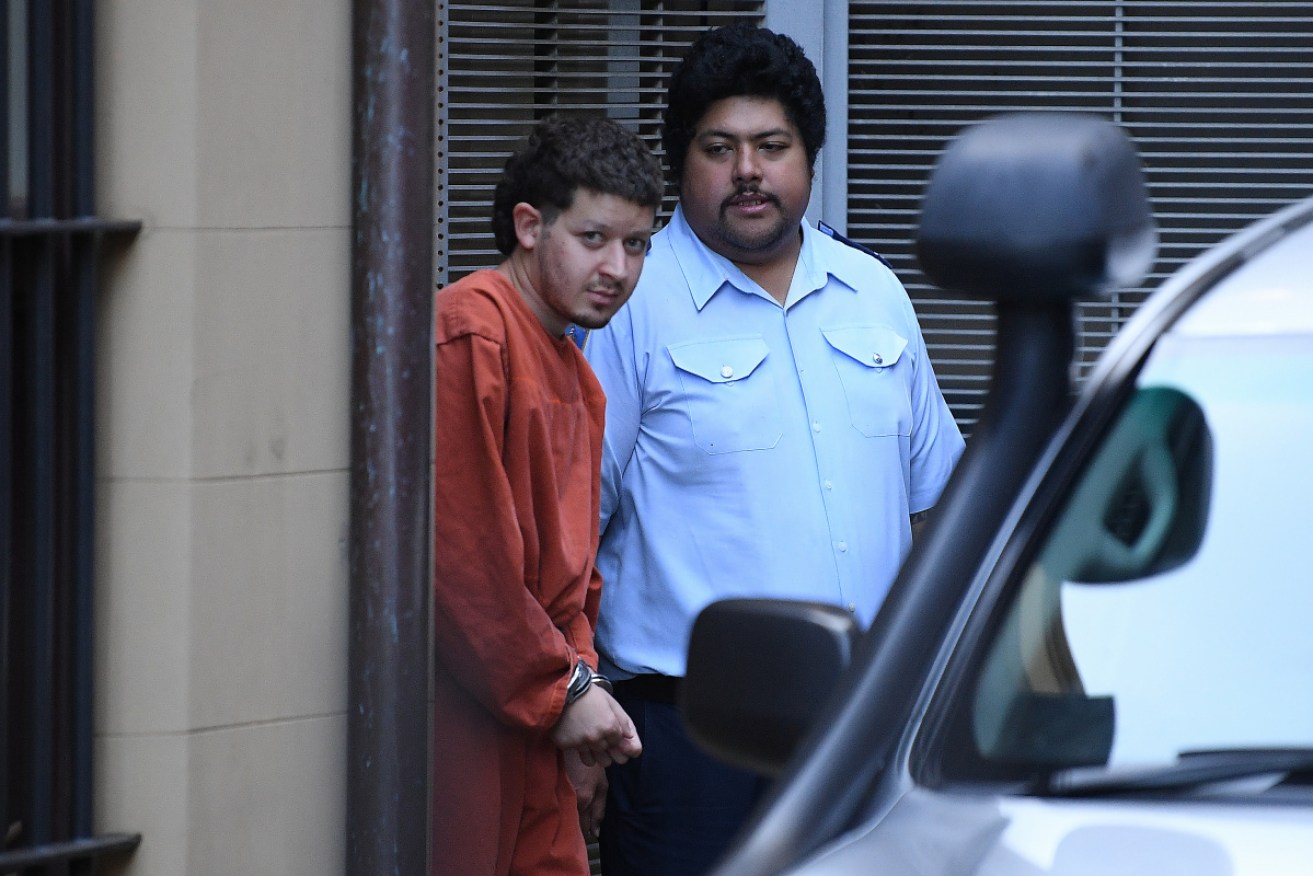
[936,272,1313,782]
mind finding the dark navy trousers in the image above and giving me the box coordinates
[599,680,770,876]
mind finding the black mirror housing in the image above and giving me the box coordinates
[916,112,1157,303]
[682,599,860,776]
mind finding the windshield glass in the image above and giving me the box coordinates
[937,225,1313,785]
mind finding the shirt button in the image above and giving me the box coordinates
[836,541,848,552]
[823,480,833,490]
[812,421,822,433]
[847,603,857,613]
[873,353,884,365]
[720,365,734,378]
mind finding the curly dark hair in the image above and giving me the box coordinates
[491,114,664,256]
[662,23,826,186]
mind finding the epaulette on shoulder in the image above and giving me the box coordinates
[565,324,589,351]
[817,220,894,272]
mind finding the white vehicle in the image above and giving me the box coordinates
[683,112,1313,874]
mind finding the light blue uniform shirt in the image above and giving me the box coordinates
[585,206,965,679]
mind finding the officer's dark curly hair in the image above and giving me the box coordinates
[492,114,663,256]
[662,23,826,186]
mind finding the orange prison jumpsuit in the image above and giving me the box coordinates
[431,270,605,875]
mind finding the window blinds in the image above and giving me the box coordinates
[849,1,1313,431]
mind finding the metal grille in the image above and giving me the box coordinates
[849,1,1313,432]
[1,0,140,870]
[438,0,765,286]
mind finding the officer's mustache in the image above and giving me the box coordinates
[720,186,780,213]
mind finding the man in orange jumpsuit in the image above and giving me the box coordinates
[431,115,664,875]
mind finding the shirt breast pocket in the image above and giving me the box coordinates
[667,336,783,454]
[821,325,912,437]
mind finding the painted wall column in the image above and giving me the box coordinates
[766,0,849,231]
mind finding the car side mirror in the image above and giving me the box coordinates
[916,111,1156,304]
[1042,386,1212,583]
[682,599,860,776]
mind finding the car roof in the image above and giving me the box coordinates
[1172,210,1313,339]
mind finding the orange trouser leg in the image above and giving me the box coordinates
[432,672,588,876]
[509,746,588,876]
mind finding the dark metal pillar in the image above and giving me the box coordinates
[70,0,100,842]
[347,0,434,873]
[27,0,60,851]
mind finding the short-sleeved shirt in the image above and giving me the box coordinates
[585,207,965,679]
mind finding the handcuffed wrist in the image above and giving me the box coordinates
[565,659,592,704]
[565,659,613,704]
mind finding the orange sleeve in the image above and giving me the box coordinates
[560,563,602,673]
[551,372,605,673]
[432,331,572,733]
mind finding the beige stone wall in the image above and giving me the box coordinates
[92,2,353,873]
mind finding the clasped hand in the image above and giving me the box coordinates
[550,684,642,767]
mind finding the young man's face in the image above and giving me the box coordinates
[678,95,813,266]
[516,188,655,336]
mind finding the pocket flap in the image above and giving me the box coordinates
[667,336,770,384]
[821,325,908,369]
